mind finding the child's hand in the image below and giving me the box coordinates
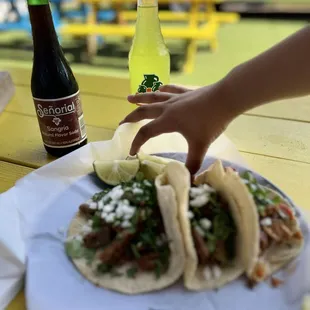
[120,83,235,175]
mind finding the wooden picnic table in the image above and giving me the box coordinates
[62,0,239,73]
[3,66,310,309]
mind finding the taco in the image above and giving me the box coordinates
[160,159,257,290]
[240,170,304,285]
[65,172,186,294]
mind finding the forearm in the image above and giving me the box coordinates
[221,26,310,117]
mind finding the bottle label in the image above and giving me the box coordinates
[136,74,163,94]
[33,91,87,148]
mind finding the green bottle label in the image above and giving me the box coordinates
[136,74,163,94]
[27,0,49,5]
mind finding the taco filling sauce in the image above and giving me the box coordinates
[188,183,236,281]
[241,171,303,281]
[66,177,170,279]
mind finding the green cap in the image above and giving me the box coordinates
[27,0,49,5]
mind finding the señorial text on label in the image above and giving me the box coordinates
[33,92,86,148]
[36,102,75,118]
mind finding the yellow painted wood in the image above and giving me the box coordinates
[0,161,33,193]
[120,10,239,23]
[6,85,135,129]
[6,290,26,310]
[0,112,114,168]
[1,109,310,168]
[226,115,310,164]
[5,67,130,99]
[6,68,310,123]
[61,23,217,40]
[8,85,310,128]
[248,95,310,122]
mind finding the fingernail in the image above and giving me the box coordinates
[127,95,134,100]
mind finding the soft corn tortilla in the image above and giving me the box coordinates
[162,159,259,290]
[67,174,186,294]
[242,185,304,282]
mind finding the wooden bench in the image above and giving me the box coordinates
[61,0,239,73]
[61,20,219,73]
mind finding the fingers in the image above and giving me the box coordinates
[185,141,208,175]
[159,84,191,94]
[127,92,175,104]
[120,103,164,125]
[130,118,171,155]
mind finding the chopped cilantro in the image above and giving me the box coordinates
[131,244,140,259]
[92,215,102,229]
[92,189,110,202]
[97,263,122,277]
[126,267,138,278]
[241,171,281,208]
[65,239,96,262]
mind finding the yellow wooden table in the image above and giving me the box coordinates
[3,67,310,309]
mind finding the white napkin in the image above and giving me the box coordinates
[0,121,251,309]
[0,72,15,114]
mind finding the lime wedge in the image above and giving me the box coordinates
[139,159,166,180]
[93,159,140,185]
[302,295,310,310]
[138,152,175,165]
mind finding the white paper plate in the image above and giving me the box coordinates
[25,154,310,310]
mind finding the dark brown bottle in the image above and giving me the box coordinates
[27,0,87,157]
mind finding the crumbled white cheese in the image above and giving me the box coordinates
[98,200,104,210]
[124,213,133,220]
[190,194,209,208]
[87,220,93,226]
[144,180,152,187]
[101,212,108,219]
[103,204,114,213]
[242,179,249,184]
[250,184,257,191]
[212,265,222,279]
[89,202,98,210]
[190,184,213,197]
[133,187,144,194]
[203,266,212,281]
[104,186,124,202]
[200,218,212,231]
[122,199,130,205]
[260,217,272,226]
[121,220,131,228]
[278,209,288,219]
[187,211,194,219]
[105,213,116,223]
[257,194,265,200]
[75,235,83,242]
[82,225,92,234]
[194,225,205,236]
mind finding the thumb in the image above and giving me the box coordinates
[159,84,191,94]
[185,141,208,175]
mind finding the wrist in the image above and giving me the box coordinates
[204,73,245,124]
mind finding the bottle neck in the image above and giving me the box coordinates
[28,2,60,53]
[137,0,158,7]
[133,0,164,49]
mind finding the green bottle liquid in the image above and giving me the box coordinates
[128,0,170,96]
